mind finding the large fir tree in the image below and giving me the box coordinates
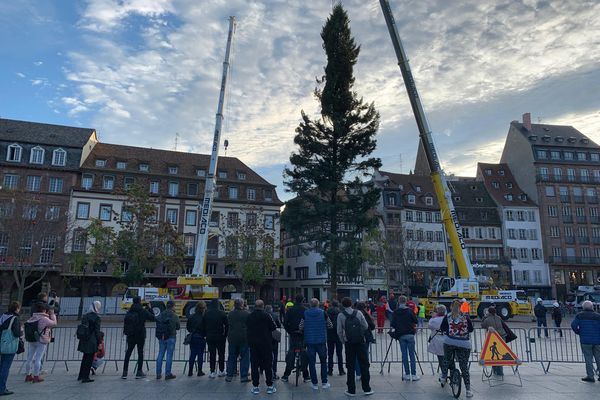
[283,4,381,298]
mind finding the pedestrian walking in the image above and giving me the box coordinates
[246,300,277,395]
[0,301,23,396]
[155,300,180,380]
[265,305,282,380]
[375,297,386,334]
[551,303,563,338]
[534,298,549,338]
[426,305,447,374]
[226,299,250,382]
[187,301,207,377]
[417,303,426,328]
[354,302,375,378]
[440,299,474,398]
[571,300,600,382]
[24,302,56,383]
[77,301,101,383]
[121,296,155,379]
[326,300,345,376]
[337,297,373,397]
[202,299,228,378]
[390,295,419,381]
[481,306,507,377]
[300,298,332,390]
[281,294,309,382]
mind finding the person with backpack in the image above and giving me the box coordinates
[187,301,207,377]
[336,297,373,397]
[281,294,309,383]
[246,299,277,395]
[77,301,101,383]
[327,300,345,376]
[354,302,375,378]
[265,305,282,380]
[440,299,474,398]
[226,299,250,382]
[0,302,22,396]
[122,296,156,379]
[299,298,333,390]
[201,299,228,378]
[24,302,56,383]
[155,300,180,380]
[390,295,419,381]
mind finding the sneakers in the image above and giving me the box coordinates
[32,376,44,383]
[121,374,128,380]
[25,375,33,382]
[322,382,331,389]
[266,386,277,394]
[251,387,260,395]
[273,375,280,380]
[280,375,288,382]
[439,376,446,387]
[364,390,375,396]
[303,377,311,383]
[466,390,474,397]
[240,377,251,383]
[225,377,233,382]
[312,384,319,390]
[402,375,411,381]
[156,375,162,380]
[582,376,595,383]
[208,372,217,379]
[197,371,206,377]
[136,372,147,379]
[344,391,356,397]
[0,390,14,396]
[411,374,420,381]
[218,371,227,377]
[81,378,94,383]
[165,374,176,380]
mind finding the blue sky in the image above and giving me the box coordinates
[1,0,599,201]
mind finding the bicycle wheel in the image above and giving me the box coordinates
[295,353,301,387]
[450,368,462,399]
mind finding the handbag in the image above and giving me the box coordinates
[183,333,192,346]
[272,329,282,342]
[0,316,19,354]
[502,321,517,343]
[17,338,25,354]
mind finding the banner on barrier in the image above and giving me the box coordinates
[479,331,520,366]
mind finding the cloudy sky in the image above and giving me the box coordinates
[1,0,599,201]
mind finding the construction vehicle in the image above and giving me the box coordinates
[379,1,532,320]
[121,16,236,317]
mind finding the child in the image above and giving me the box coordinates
[91,332,105,375]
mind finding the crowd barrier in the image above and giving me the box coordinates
[12,326,585,375]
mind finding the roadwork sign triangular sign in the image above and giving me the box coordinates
[479,331,520,366]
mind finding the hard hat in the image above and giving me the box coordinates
[368,298,372,301]
[536,298,543,303]
[553,302,559,307]
[461,298,467,302]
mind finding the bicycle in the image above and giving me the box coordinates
[440,349,461,399]
[291,347,308,386]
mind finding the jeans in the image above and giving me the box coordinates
[25,342,47,376]
[250,345,273,387]
[581,344,600,379]
[327,339,344,373]
[188,335,206,375]
[226,343,249,379]
[537,318,549,337]
[344,342,371,394]
[207,338,226,373]
[441,345,471,390]
[156,337,176,376]
[123,335,145,375]
[399,334,416,376]
[0,353,15,392]
[306,343,328,385]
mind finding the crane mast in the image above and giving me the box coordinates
[378,0,475,280]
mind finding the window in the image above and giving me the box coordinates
[185,210,197,226]
[82,174,93,190]
[218,170,228,179]
[247,188,256,200]
[425,212,432,223]
[26,176,41,192]
[416,230,424,241]
[76,202,90,219]
[264,189,273,202]
[581,169,590,182]
[196,169,206,177]
[567,168,575,181]
[562,206,572,216]
[531,248,540,260]
[72,230,87,252]
[488,227,496,239]
[539,167,549,179]
[425,196,433,206]
[149,181,160,194]
[29,146,45,164]
[461,228,470,239]
[22,204,38,220]
[492,181,499,189]
[434,212,441,222]
[168,166,178,174]
[475,227,484,239]
[228,187,238,199]
[48,177,63,193]
[116,161,127,170]
[519,248,529,260]
[121,208,132,222]
[426,231,434,242]
[39,235,57,264]
[3,174,18,189]
[529,229,538,240]
[247,213,257,227]
[168,181,179,197]
[184,235,195,256]
[237,171,246,180]
[436,250,445,261]
[210,211,220,227]
[406,230,414,240]
[99,204,112,221]
[415,211,423,222]
[577,152,587,161]
[264,215,274,230]
[139,163,149,172]
[591,153,600,162]
[45,205,60,221]
[95,159,106,167]
[435,231,443,242]
[552,247,561,257]
[405,210,413,221]
[528,210,536,221]
[407,194,416,204]
[564,152,573,160]
[426,250,435,261]
[187,183,198,196]
[417,250,425,261]
[51,148,66,166]
[6,144,22,162]
[547,205,558,217]
[508,229,516,240]
[506,210,514,221]
[545,186,555,196]
[485,169,492,176]
[537,150,547,159]
[550,151,560,160]
[227,212,239,228]
[206,263,217,275]
[124,177,135,190]
[102,176,114,190]
[521,271,530,283]
[226,237,238,258]
[387,194,396,206]
[163,209,177,225]
[509,247,517,259]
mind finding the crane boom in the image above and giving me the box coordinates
[378,0,475,279]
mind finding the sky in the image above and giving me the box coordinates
[1,0,599,201]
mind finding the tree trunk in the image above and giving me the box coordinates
[77,273,86,320]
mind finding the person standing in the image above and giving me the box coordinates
[440,300,474,398]
[24,303,56,383]
[281,294,309,382]
[246,300,277,395]
[337,297,373,397]
[551,302,563,338]
[326,300,345,376]
[427,305,447,374]
[571,300,600,382]
[481,306,507,377]
[265,305,282,380]
[417,303,426,328]
[354,302,375,377]
[375,297,386,334]
[155,301,180,380]
[279,297,287,324]
[226,299,250,382]
[460,298,470,315]
[534,298,549,338]
[388,294,398,317]
[390,295,419,381]
[300,298,332,390]
[121,296,155,379]
[202,299,228,378]
[0,302,22,396]
[77,301,101,383]
[187,301,207,377]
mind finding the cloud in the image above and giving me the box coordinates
[16,72,25,78]
[30,79,44,86]
[33,61,43,66]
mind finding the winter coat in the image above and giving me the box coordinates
[440,314,473,350]
[301,308,330,345]
[336,307,368,343]
[481,314,507,338]
[571,310,600,345]
[227,308,249,346]
[78,312,101,354]
[246,309,276,348]
[159,309,180,339]
[187,312,205,336]
[551,307,562,324]
[427,315,446,356]
[202,300,228,342]
[283,303,306,335]
[326,306,341,342]
[534,303,547,319]
[127,303,155,339]
[0,313,22,341]
[390,305,418,336]
[269,311,281,345]
[26,312,57,344]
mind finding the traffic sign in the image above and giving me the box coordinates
[479,331,520,366]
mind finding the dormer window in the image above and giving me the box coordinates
[485,169,492,176]
[196,169,206,177]
[564,152,573,160]
[425,196,433,206]
[492,181,499,189]
[218,170,228,179]
[581,138,589,144]
[506,182,513,189]
[237,171,246,180]
[139,163,149,172]
[520,194,528,201]
[475,197,483,203]
[498,170,505,176]
[528,135,538,141]
[454,196,461,202]
[264,189,273,202]
[6,144,22,162]
[542,135,551,142]
[567,137,577,143]
[116,161,127,170]
[415,186,422,192]
[577,152,587,161]
[95,159,106,167]
[505,194,513,201]
[52,148,66,166]
[29,146,45,164]
[407,194,416,204]
[168,166,178,174]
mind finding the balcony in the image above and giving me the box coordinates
[591,216,600,224]
[577,216,587,224]
[593,237,600,245]
[565,236,576,244]
[587,196,598,204]
[578,236,590,244]
[563,215,573,223]
[574,195,585,203]
[549,256,600,265]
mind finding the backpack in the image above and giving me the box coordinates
[0,317,19,354]
[343,310,364,344]
[76,316,90,341]
[24,320,41,343]
[155,314,171,340]
[123,310,140,336]
[446,315,470,341]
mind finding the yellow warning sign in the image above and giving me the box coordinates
[479,331,520,366]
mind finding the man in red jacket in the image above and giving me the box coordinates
[376,297,387,333]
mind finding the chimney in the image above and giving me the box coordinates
[522,112,532,131]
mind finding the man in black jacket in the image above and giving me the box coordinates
[390,296,419,381]
[281,294,309,382]
[122,296,155,379]
[327,300,345,376]
[202,299,228,378]
[226,299,250,382]
[246,300,277,394]
[534,298,549,338]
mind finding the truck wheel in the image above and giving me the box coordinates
[151,302,165,317]
[497,304,511,321]
[184,302,198,319]
[477,304,489,320]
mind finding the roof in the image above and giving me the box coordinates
[0,118,96,148]
[377,170,440,210]
[477,163,537,207]
[449,180,501,226]
[511,121,599,148]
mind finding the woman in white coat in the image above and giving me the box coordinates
[427,305,447,370]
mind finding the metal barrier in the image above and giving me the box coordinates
[527,327,585,373]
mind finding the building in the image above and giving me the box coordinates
[477,163,551,297]
[66,142,283,301]
[501,113,600,299]
[0,118,97,305]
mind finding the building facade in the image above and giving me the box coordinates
[501,113,600,299]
